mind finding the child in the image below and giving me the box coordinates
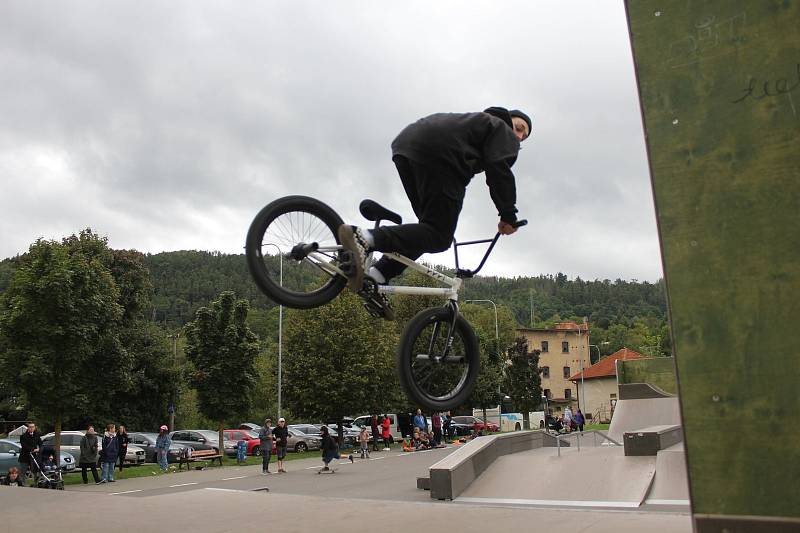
[359,427,370,459]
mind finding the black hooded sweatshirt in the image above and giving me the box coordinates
[390,107,521,223]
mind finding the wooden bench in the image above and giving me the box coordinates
[178,449,223,470]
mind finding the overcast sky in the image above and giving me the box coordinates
[0,1,663,281]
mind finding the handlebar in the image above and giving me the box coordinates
[453,217,526,278]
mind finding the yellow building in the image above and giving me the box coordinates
[516,322,590,416]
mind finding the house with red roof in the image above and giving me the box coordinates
[569,348,644,423]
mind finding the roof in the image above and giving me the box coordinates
[518,321,589,334]
[569,348,645,380]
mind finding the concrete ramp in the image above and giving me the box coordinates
[645,443,690,506]
[608,397,681,443]
[458,446,656,508]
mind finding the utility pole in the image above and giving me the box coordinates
[529,288,534,328]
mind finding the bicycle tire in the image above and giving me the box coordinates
[246,195,347,309]
[397,306,480,411]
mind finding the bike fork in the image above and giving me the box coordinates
[439,300,460,360]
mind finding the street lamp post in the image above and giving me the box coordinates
[263,243,284,418]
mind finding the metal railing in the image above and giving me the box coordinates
[552,430,622,457]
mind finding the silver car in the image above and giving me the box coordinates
[0,438,76,475]
[287,427,321,453]
[41,431,146,466]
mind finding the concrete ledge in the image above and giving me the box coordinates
[416,477,430,490]
[623,425,683,456]
[429,431,546,500]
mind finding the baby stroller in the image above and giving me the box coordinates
[30,454,64,490]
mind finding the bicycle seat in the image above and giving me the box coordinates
[359,199,402,225]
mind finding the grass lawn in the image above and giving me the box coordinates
[584,423,610,431]
[61,443,394,486]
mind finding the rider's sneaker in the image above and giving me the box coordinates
[337,225,370,291]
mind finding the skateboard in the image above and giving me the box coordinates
[317,467,336,474]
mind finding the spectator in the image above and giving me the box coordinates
[79,425,100,484]
[2,466,24,487]
[370,414,380,452]
[442,411,452,441]
[574,409,585,432]
[413,409,426,433]
[381,414,391,451]
[359,426,370,459]
[431,412,442,445]
[117,425,129,472]
[563,406,573,433]
[18,422,41,485]
[258,418,273,475]
[319,426,340,471]
[99,424,119,483]
[155,425,171,472]
[273,418,289,473]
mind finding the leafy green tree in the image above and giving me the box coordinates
[282,291,398,445]
[504,337,542,429]
[0,230,128,459]
[185,291,259,448]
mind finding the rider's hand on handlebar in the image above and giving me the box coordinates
[498,220,517,235]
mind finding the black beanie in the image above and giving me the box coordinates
[509,109,532,137]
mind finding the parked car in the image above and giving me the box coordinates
[287,427,321,453]
[223,429,262,456]
[169,430,238,457]
[238,423,262,432]
[289,424,323,438]
[0,438,76,476]
[128,432,189,463]
[451,415,500,433]
[41,431,146,466]
[352,414,409,441]
[318,424,357,447]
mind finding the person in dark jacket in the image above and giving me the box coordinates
[99,424,119,483]
[79,425,100,484]
[258,418,273,474]
[272,418,289,474]
[370,414,380,452]
[338,107,531,315]
[18,422,42,484]
[319,426,340,471]
[116,425,129,472]
[2,466,25,487]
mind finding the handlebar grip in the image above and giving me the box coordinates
[512,219,528,228]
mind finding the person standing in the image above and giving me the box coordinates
[272,418,289,473]
[79,425,100,484]
[116,425,129,472]
[413,409,426,434]
[431,412,442,445]
[99,424,118,483]
[155,425,171,472]
[381,414,391,451]
[563,406,573,433]
[359,426,370,459]
[370,414,380,452]
[258,418,273,474]
[18,422,42,485]
[574,409,585,432]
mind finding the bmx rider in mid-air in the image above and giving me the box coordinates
[338,106,532,319]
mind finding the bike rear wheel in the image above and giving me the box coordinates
[246,195,347,308]
[397,306,480,411]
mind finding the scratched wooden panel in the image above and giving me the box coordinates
[626,0,800,520]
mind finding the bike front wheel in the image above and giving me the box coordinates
[246,195,347,309]
[397,306,480,411]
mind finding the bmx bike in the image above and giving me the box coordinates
[245,195,525,411]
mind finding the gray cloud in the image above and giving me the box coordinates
[0,1,662,281]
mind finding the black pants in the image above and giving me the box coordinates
[118,449,126,471]
[371,432,380,451]
[371,156,466,281]
[433,428,442,445]
[80,462,100,484]
[261,450,272,472]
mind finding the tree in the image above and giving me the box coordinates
[0,230,128,461]
[185,291,259,449]
[283,291,398,446]
[504,337,542,429]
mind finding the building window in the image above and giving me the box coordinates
[541,341,549,352]
[542,366,550,379]
[563,366,570,379]
[544,389,551,399]
[562,341,569,353]
[565,389,572,399]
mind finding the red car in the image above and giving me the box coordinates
[452,415,500,433]
[224,429,271,455]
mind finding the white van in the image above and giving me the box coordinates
[472,407,545,431]
[351,414,410,441]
